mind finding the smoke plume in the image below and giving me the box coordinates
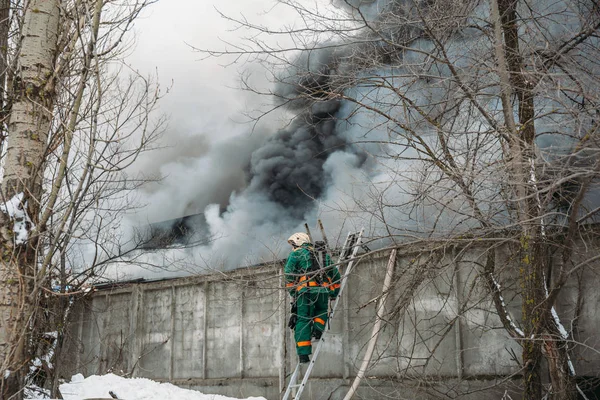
[102,0,600,278]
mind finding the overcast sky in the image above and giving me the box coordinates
[127,0,297,136]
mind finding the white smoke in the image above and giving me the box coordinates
[94,0,600,279]
[129,125,270,223]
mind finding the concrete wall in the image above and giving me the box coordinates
[61,243,600,399]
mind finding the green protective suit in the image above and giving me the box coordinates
[284,242,341,356]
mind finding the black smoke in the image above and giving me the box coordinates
[247,101,350,219]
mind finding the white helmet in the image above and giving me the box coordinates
[287,232,311,247]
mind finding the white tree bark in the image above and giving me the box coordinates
[0,1,59,398]
[2,0,59,195]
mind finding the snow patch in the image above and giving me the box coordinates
[529,157,546,237]
[57,373,267,400]
[24,384,50,399]
[551,307,569,339]
[4,369,10,379]
[0,192,35,244]
[490,274,525,337]
[568,359,575,375]
[550,307,578,377]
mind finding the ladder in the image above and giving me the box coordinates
[282,228,364,400]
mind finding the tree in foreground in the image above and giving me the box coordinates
[205,0,600,398]
[0,1,163,398]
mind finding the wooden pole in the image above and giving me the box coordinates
[343,249,397,400]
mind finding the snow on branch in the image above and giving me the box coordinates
[0,192,36,245]
[489,273,525,338]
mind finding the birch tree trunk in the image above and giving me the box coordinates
[0,0,9,147]
[0,1,59,398]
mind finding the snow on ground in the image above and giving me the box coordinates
[27,373,266,400]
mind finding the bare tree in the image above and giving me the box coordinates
[202,0,600,398]
[0,1,163,398]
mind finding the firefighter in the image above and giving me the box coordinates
[285,232,341,363]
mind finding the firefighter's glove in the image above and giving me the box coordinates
[288,314,297,330]
[288,302,298,330]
